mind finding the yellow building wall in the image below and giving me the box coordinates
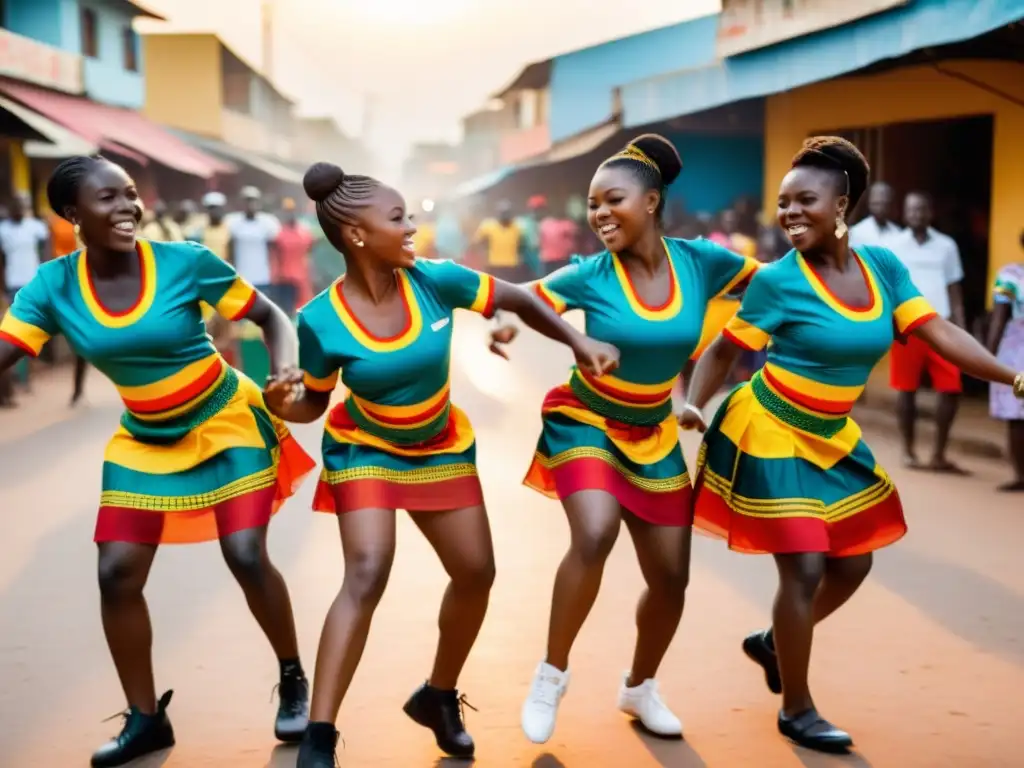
[143,35,224,138]
[764,61,1024,292]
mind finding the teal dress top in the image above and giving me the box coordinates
[525,236,759,525]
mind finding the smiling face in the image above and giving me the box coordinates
[345,184,417,268]
[68,161,142,252]
[587,164,659,252]
[776,166,847,253]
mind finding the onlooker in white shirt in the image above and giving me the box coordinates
[849,181,903,250]
[0,193,49,294]
[888,191,967,474]
[228,187,280,291]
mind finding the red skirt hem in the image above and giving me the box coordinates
[524,456,691,527]
[692,478,907,556]
[313,475,485,514]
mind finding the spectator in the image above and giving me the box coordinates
[0,193,49,389]
[473,200,526,282]
[850,181,903,249]
[272,198,314,315]
[140,200,183,241]
[227,186,280,298]
[538,204,578,275]
[890,192,967,473]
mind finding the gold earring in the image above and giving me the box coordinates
[353,239,364,248]
[834,215,848,239]
[73,223,80,235]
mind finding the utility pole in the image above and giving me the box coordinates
[261,0,274,80]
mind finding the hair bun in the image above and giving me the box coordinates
[630,134,683,185]
[303,162,345,203]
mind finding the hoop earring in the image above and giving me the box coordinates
[834,216,848,239]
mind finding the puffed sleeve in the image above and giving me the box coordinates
[0,273,59,357]
[532,256,590,315]
[873,246,938,335]
[297,313,340,393]
[722,267,784,352]
[191,242,258,321]
[414,258,496,317]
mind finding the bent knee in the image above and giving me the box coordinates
[98,555,147,599]
[221,537,269,584]
[572,528,618,567]
[648,562,690,599]
[451,554,496,591]
[343,552,393,606]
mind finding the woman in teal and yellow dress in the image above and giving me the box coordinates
[0,156,317,767]
[681,137,1024,752]
[265,161,617,768]
[491,135,759,745]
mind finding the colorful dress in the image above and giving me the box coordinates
[693,245,937,556]
[525,237,759,525]
[298,259,496,513]
[0,239,315,544]
[990,263,1024,421]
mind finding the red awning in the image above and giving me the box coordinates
[0,80,234,178]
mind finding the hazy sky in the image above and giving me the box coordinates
[141,0,720,166]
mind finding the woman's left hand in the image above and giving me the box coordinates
[573,337,620,377]
[264,367,304,416]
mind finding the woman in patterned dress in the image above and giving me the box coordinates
[267,161,618,767]
[985,237,1024,490]
[0,156,317,766]
[682,137,1024,752]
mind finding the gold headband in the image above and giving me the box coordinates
[600,144,661,175]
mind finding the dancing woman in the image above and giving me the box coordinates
[682,137,1024,751]
[495,135,759,743]
[266,162,618,767]
[0,156,316,767]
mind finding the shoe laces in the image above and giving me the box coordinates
[529,675,563,708]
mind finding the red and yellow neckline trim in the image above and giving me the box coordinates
[611,239,683,321]
[78,239,157,328]
[329,270,423,352]
[797,250,883,322]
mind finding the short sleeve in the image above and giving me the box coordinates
[192,242,257,321]
[723,268,784,351]
[993,266,1019,305]
[34,219,49,242]
[533,259,589,315]
[874,246,938,335]
[414,258,496,317]
[944,238,964,285]
[690,239,760,299]
[297,313,340,393]
[0,273,58,356]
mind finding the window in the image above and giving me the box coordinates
[81,8,98,58]
[122,27,137,71]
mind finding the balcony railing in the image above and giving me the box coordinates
[0,28,83,94]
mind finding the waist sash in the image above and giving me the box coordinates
[120,366,239,445]
[568,370,671,427]
[751,371,847,439]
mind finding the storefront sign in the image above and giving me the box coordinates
[717,0,910,58]
[0,29,83,94]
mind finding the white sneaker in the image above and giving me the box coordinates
[521,662,569,744]
[617,674,682,737]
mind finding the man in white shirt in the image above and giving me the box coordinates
[228,186,280,293]
[0,193,50,391]
[889,191,967,473]
[849,181,903,249]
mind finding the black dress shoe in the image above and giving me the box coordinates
[778,709,853,753]
[297,722,340,768]
[743,630,782,694]
[275,670,310,742]
[402,682,476,758]
[91,690,175,767]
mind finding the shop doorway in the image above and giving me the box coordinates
[843,115,993,395]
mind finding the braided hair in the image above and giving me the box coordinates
[599,134,683,222]
[303,162,382,254]
[790,136,870,212]
[47,154,108,221]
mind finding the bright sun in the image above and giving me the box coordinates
[349,0,472,24]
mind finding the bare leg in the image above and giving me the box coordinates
[409,504,496,690]
[811,553,873,625]
[308,508,396,724]
[97,541,159,713]
[622,515,690,685]
[545,490,622,672]
[896,391,918,464]
[929,392,961,468]
[772,553,825,716]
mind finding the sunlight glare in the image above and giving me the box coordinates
[350,0,472,25]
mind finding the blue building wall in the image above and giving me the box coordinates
[664,132,764,214]
[76,1,145,108]
[3,0,64,48]
[2,0,144,108]
[548,14,718,142]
